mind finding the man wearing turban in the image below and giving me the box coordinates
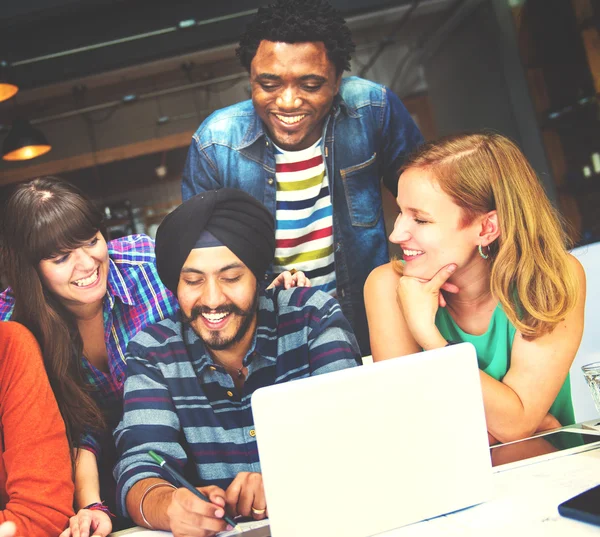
[114,189,359,537]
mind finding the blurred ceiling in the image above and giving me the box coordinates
[0,0,462,194]
[1,0,422,92]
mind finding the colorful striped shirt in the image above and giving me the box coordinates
[273,139,336,295]
[0,235,178,512]
[113,286,359,516]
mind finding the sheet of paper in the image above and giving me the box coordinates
[112,520,270,537]
[108,526,173,537]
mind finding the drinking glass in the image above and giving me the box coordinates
[582,361,600,416]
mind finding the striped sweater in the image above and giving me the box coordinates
[273,140,336,294]
[113,286,359,515]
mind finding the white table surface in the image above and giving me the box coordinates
[379,440,600,536]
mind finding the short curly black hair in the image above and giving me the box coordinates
[236,0,355,75]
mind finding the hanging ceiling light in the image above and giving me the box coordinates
[2,118,51,161]
[0,61,18,102]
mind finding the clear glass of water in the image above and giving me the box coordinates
[582,361,600,416]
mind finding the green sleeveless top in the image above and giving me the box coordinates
[435,304,575,426]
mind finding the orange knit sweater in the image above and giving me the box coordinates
[0,322,74,537]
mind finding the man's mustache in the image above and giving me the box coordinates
[187,303,247,322]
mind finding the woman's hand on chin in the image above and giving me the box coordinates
[397,263,457,349]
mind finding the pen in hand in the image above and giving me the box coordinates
[148,450,239,531]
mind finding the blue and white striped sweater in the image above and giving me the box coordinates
[114,286,359,515]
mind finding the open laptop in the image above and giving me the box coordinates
[250,342,492,537]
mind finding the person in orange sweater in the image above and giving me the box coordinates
[0,321,74,537]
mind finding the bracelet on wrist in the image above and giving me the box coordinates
[83,501,116,519]
[139,482,177,529]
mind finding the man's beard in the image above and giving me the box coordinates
[181,289,259,351]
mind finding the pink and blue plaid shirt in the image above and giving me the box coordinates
[0,234,178,508]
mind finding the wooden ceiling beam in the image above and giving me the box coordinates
[0,130,195,186]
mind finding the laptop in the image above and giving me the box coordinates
[250,342,492,537]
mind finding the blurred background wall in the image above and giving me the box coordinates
[1,0,599,271]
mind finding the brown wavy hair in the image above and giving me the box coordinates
[393,132,578,339]
[1,177,107,454]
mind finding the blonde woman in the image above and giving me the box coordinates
[364,133,586,444]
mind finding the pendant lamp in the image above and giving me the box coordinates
[0,61,18,102]
[2,118,51,161]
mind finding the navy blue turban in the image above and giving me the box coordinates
[155,189,275,293]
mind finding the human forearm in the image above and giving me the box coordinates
[63,448,113,537]
[414,329,447,351]
[487,432,499,445]
[479,371,545,443]
[364,265,422,360]
[74,449,102,509]
[127,479,231,537]
[126,478,176,529]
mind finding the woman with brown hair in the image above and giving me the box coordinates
[364,132,586,444]
[0,177,179,537]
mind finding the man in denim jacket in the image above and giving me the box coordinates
[182,0,423,355]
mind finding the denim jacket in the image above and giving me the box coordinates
[181,76,423,355]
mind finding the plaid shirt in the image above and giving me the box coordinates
[114,286,360,515]
[0,233,178,455]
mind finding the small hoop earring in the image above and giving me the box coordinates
[478,244,490,260]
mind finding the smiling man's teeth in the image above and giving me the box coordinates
[276,114,305,124]
[403,249,424,257]
[202,312,229,323]
[74,269,99,287]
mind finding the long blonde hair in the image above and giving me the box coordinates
[394,132,578,339]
